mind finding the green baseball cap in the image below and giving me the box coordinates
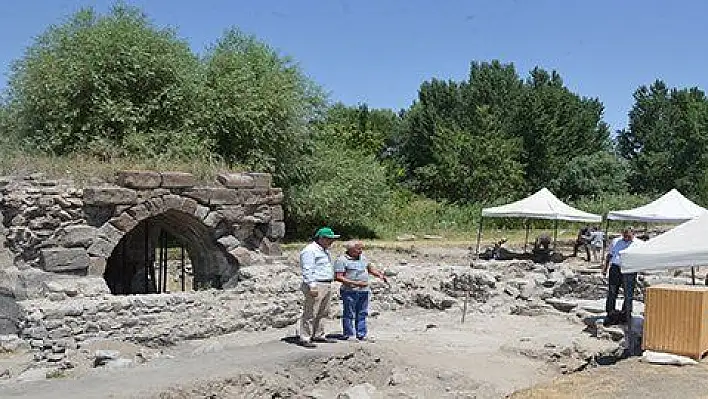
[315,227,340,239]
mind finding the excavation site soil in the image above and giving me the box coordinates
[1,241,706,398]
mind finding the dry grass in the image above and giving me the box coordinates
[0,151,244,186]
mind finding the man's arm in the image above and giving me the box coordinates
[300,249,316,287]
[367,264,388,283]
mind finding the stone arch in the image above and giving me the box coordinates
[92,196,238,295]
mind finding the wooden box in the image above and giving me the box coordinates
[643,284,708,359]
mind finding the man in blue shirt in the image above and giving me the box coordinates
[602,228,635,325]
[334,240,388,341]
[299,227,340,348]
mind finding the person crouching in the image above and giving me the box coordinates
[334,240,388,342]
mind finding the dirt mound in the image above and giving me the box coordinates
[153,347,394,398]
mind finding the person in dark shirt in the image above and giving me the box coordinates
[572,225,591,261]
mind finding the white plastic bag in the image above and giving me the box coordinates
[641,350,698,366]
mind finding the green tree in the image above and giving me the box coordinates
[318,102,401,157]
[617,81,708,198]
[518,68,611,193]
[395,61,614,204]
[553,151,628,199]
[6,4,206,159]
[199,28,325,182]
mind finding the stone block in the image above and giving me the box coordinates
[268,221,286,239]
[240,189,270,205]
[83,187,137,205]
[116,171,162,189]
[219,205,244,222]
[162,194,184,210]
[54,196,71,208]
[146,197,165,216]
[0,267,19,297]
[181,188,211,205]
[88,257,106,276]
[87,239,114,258]
[0,296,20,335]
[126,203,150,222]
[271,205,284,221]
[267,188,284,205]
[194,205,210,220]
[248,172,272,188]
[209,188,240,205]
[29,216,60,230]
[160,172,196,188]
[217,235,240,251]
[109,213,138,233]
[114,205,131,216]
[40,248,89,272]
[37,197,54,208]
[217,173,254,188]
[97,223,123,243]
[180,198,198,216]
[229,247,254,267]
[203,211,223,228]
[59,225,97,248]
[259,237,282,256]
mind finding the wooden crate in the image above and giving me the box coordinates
[643,284,708,360]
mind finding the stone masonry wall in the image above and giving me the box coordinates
[0,170,285,302]
[16,259,302,364]
[18,288,301,363]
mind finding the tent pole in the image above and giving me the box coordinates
[601,218,610,264]
[552,219,559,249]
[524,219,530,253]
[474,216,484,259]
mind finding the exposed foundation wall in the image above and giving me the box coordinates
[18,288,301,363]
[16,259,303,364]
[0,171,285,336]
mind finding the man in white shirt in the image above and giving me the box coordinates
[298,227,340,348]
[602,228,635,325]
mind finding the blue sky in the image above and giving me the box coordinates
[1,0,707,132]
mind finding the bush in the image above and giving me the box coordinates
[285,141,391,239]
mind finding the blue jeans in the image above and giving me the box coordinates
[341,290,369,339]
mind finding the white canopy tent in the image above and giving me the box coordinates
[475,188,602,255]
[602,189,707,262]
[621,210,708,274]
[607,189,706,223]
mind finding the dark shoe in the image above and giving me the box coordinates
[312,337,337,344]
[299,340,317,348]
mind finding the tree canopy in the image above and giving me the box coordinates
[7,5,205,159]
[393,61,613,204]
[3,4,708,238]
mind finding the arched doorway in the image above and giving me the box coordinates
[103,209,236,295]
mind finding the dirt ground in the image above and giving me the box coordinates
[0,309,609,398]
[1,242,707,398]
